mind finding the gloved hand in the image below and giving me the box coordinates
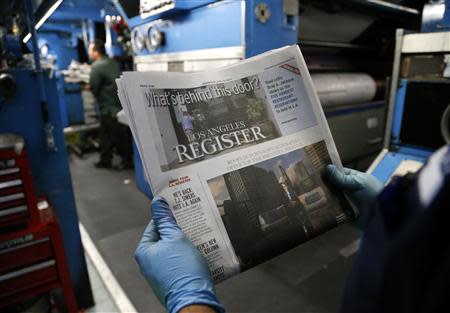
[135,196,224,313]
[326,165,383,228]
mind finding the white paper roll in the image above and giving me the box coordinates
[311,73,377,107]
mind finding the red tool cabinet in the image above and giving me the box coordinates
[0,134,39,228]
[0,134,78,312]
[0,204,78,312]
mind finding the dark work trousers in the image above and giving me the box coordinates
[99,115,132,165]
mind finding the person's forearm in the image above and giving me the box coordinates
[179,305,218,313]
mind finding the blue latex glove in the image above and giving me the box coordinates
[135,196,224,313]
[326,165,383,228]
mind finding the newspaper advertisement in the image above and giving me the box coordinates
[117,45,354,282]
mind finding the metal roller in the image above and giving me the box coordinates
[311,72,376,108]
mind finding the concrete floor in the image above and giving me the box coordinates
[70,153,361,313]
[85,251,120,313]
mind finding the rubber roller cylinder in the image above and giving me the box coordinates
[311,73,376,108]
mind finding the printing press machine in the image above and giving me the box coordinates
[0,0,96,309]
[115,0,425,198]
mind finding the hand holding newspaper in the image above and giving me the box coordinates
[117,45,354,282]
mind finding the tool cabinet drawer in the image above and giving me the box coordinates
[0,260,58,298]
[0,237,52,273]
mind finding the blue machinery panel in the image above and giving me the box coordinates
[133,142,153,197]
[371,150,431,183]
[125,0,217,26]
[0,69,93,307]
[131,1,244,56]
[131,0,298,58]
[64,82,85,125]
[38,32,85,126]
[370,78,434,183]
[390,79,408,146]
[245,0,298,57]
[129,0,299,198]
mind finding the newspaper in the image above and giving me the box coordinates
[117,45,354,282]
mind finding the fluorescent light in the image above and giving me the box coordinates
[367,0,419,15]
[23,0,63,43]
[35,0,63,29]
[23,33,32,43]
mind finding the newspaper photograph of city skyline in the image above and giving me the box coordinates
[207,140,353,270]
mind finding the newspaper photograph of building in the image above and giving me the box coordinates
[147,75,282,171]
[207,141,353,269]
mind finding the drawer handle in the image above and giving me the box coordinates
[0,192,25,204]
[0,260,55,282]
[0,179,22,190]
[0,205,27,217]
[0,168,20,176]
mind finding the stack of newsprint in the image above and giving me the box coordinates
[117,45,355,282]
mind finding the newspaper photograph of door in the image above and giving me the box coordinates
[143,61,319,172]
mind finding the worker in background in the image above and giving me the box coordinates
[88,39,132,169]
[135,145,450,313]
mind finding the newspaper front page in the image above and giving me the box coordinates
[117,45,354,282]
